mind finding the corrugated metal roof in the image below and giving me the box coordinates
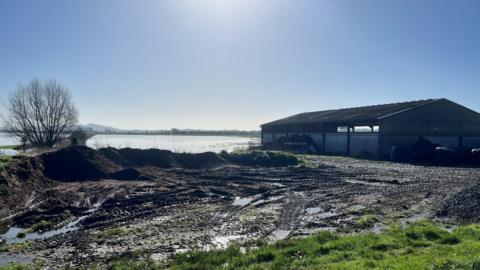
[262,99,443,127]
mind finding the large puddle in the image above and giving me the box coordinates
[212,235,243,248]
[305,208,338,218]
[1,216,87,245]
[1,201,104,245]
[0,149,18,156]
[0,253,32,266]
[269,230,290,241]
[232,197,254,207]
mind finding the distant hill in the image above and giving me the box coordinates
[82,123,125,133]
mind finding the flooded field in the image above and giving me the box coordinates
[0,133,20,155]
[87,134,258,153]
[0,133,259,155]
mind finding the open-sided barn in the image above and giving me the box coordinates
[261,99,480,158]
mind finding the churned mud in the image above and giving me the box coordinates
[1,147,480,268]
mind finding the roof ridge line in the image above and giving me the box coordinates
[378,98,445,120]
[293,99,441,116]
[260,98,446,127]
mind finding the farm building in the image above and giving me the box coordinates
[261,99,480,158]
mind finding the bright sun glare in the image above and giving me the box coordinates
[179,0,264,20]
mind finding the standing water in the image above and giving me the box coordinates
[87,134,259,153]
[0,132,20,155]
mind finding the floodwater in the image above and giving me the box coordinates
[0,133,258,154]
[232,197,255,207]
[0,133,20,155]
[0,200,104,245]
[1,216,87,245]
[87,134,259,153]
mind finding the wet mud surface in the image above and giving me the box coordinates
[1,154,480,268]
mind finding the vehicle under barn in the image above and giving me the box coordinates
[261,99,480,159]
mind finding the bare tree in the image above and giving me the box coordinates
[4,78,79,147]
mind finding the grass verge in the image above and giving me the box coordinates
[6,221,480,269]
[220,150,300,167]
[0,155,12,169]
[167,220,480,269]
[0,265,30,270]
[0,145,19,150]
[98,227,128,238]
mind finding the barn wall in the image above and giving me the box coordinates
[275,132,287,140]
[350,133,379,157]
[380,99,480,136]
[381,136,420,156]
[262,132,274,144]
[307,133,324,152]
[381,135,464,156]
[423,136,459,149]
[288,132,304,137]
[325,133,348,154]
[464,137,480,149]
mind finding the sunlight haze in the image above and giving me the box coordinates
[1,0,479,130]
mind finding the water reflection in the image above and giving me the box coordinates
[87,134,258,153]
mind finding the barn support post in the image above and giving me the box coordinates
[378,125,383,158]
[322,132,326,153]
[261,129,264,145]
[347,126,351,156]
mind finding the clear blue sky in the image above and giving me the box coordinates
[0,0,479,130]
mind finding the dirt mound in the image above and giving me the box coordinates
[2,147,228,190]
[40,146,121,181]
[0,157,54,216]
[114,148,177,168]
[101,148,227,169]
[108,168,141,180]
[174,152,227,169]
[437,183,480,221]
[98,147,127,166]
[220,150,299,167]
[38,146,227,181]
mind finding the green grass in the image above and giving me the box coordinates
[7,221,480,269]
[5,241,31,253]
[27,220,52,233]
[0,155,12,168]
[0,265,30,270]
[220,150,300,167]
[98,227,128,238]
[0,145,19,150]
[0,223,10,234]
[355,215,378,229]
[166,221,480,270]
[108,258,163,270]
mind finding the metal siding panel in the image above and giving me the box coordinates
[381,100,480,136]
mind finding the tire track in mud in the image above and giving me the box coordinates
[0,199,45,223]
[276,193,306,234]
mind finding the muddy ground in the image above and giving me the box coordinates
[1,151,480,268]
